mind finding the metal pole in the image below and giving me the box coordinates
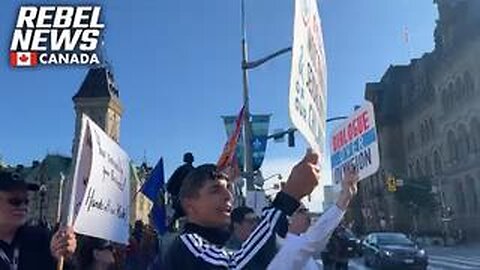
[241,0,254,191]
[56,173,65,224]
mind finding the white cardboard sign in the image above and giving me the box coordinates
[289,0,327,157]
[73,115,130,244]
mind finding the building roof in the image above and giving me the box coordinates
[73,67,119,100]
[24,154,72,184]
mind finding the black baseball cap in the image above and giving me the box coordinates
[0,171,39,192]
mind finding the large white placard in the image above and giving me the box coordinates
[330,101,380,184]
[289,0,327,157]
[73,115,130,244]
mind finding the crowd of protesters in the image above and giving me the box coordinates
[0,149,359,270]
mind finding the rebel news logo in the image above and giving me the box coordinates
[9,6,104,67]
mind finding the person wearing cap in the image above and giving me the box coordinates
[162,149,321,269]
[166,152,195,230]
[266,168,359,270]
[0,171,77,270]
[273,203,318,270]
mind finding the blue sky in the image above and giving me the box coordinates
[0,0,438,211]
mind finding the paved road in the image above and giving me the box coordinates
[316,244,480,269]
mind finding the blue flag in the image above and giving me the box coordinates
[141,158,165,202]
[140,158,167,234]
[150,204,166,235]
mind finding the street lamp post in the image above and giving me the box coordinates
[240,0,293,192]
[239,0,352,197]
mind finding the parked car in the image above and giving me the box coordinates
[362,232,428,270]
[342,228,362,257]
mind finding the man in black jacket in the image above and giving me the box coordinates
[163,149,320,269]
[0,171,76,270]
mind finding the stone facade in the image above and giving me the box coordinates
[356,0,480,240]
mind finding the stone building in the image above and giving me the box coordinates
[356,0,480,240]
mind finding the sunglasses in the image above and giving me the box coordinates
[7,198,29,207]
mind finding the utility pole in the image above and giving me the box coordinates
[240,0,254,191]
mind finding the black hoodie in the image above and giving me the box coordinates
[162,192,299,270]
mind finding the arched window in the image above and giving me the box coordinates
[408,132,416,149]
[442,89,449,111]
[457,125,470,158]
[470,118,480,154]
[416,159,423,178]
[448,82,455,109]
[429,118,435,137]
[420,124,425,142]
[456,181,466,214]
[424,156,432,176]
[464,71,475,96]
[447,131,457,162]
[455,77,464,101]
[466,176,479,213]
[434,151,442,175]
[408,163,414,178]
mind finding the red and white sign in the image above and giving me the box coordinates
[330,101,380,183]
[10,52,38,67]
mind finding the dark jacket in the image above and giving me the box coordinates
[0,226,55,270]
[162,192,299,270]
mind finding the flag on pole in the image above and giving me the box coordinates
[140,158,167,234]
[217,106,245,173]
[141,158,164,202]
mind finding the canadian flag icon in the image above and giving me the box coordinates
[10,51,38,67]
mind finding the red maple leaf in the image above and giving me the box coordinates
[19,54,29,62]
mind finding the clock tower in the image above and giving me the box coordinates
[72,66,123,152]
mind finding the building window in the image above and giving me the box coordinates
[466,176,479,213]
[428,118,435,138]
[448,82,454,110]
[455,77,464,101]
[416,159,423,178]
[447,131,458,162]
[457,125,470,159]
[442,89,449,111]
[470,118,480,154]
[420,123,426,143]
[433,151,443,175]
[408,163,414,178]
[456,181,466,214]
[424,156,432,176]
[408,132,416,149]
[464,71,475,96]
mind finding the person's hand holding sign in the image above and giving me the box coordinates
[336,167,360,210]
[283,148,320,201]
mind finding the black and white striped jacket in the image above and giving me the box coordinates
[162,192,299,270]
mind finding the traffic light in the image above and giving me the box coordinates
[387,176,397,192]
